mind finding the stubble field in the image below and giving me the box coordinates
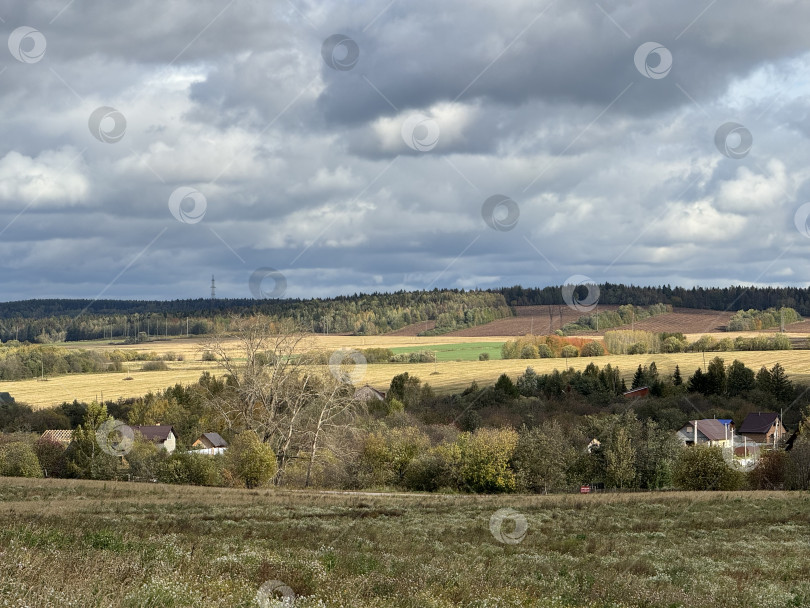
[0,477,808,607]
[4,334,810,408]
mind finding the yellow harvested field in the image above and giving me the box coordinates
[5,339,810,408]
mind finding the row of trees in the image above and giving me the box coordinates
[0,290,512,342]
[561,303,671,334]
[728,307,801,331]
[501,335,605,359]
[499,284,810,315]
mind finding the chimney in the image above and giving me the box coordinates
[694,420,698,445]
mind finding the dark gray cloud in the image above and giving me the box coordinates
[1,0,810,301]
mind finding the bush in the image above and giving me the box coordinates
[201,351,217,362]
[537,344,554,358]
[227,431,277,488]
[478,352,490,361]
[159,452,223,486]
[520,345,539,359]
[34,437,67,478]
[749,450,788,490]
[672,446,744,491]
[0,442,43,477]
[439,428,519,493]
[580,341,605,357]
[560,345,579,358]
[141,360,169,372]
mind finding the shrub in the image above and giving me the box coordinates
[537,344,554,358]
[439,428,519,493]
[227,431,277,488]
[672,446,744,491]
[34,437,67,478]
[0,442,43,477]
[520,345,539,359]
[159,452,223,486]
[749,450,788,490]
[478,352,490,361]
[580,341,605,357]
[560,345,579,358]
[141,360,169,371]
[201,351,217,362]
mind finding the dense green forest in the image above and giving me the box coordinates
[500,284,810,314]
[0,291,510,342]
[4,282,810,343]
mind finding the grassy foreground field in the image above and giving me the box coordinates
[5,344,810,408]
[0,478,808,607]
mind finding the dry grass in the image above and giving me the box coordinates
[0,477,809,607]
[6,337,810,408]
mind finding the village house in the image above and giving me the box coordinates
[130,425,178,453]
[40,429,74,447]
[192,432,228,455]
[676,419,734,448]
[622,386,649,399]
[737,412,786,447]
[354,385,386,401]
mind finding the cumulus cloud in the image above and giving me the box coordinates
[1,0,810,299]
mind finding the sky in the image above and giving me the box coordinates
[2,0,810,301]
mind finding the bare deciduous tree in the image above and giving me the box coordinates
[200,316,358,486]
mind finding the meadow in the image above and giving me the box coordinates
[0,477,808,607]
[389,341,504,361]
[4,335,810,407]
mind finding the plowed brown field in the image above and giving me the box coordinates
[433,306,809,338]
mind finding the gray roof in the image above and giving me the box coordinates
[682,419,729,442]
[200,432,228,447]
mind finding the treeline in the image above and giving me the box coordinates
[603,330,792,355]
[501,335,605,359]
[0,343,190,381]
[499,284,810,315]
[0,290,511,342]
[561,303,671,333]
[728,307,801,331]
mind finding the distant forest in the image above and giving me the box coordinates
[499,284,810,313]
[0,291,510,342]
[1,283,809,342]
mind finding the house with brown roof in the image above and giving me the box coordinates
[130,425,178,453]
[677,419,734,448]
[738,412,786,446]
[622,386,649,399]
[40,429,74,447]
